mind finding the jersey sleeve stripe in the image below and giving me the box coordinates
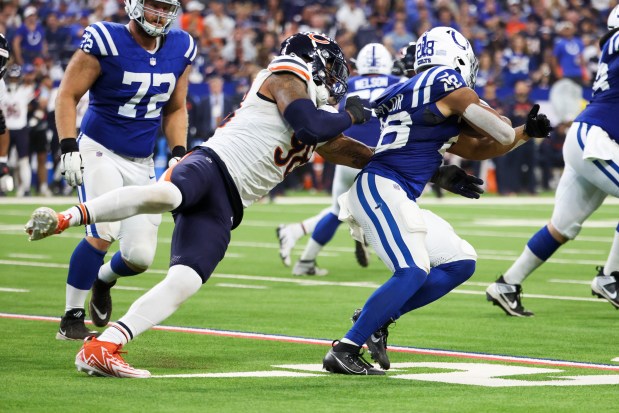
[411,68,432,108]
[423,67,446,104]
[269,65,311,81]
[85,27,108,56]
[93,22,118,56]
[189,44,198,62]
[184,35,195,58]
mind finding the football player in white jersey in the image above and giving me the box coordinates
[51,0,195,341]
[486,7,619,316]
[322,27,552,375]
[0,34,12,193]
[25,32,374,378]
[278,43,402,276]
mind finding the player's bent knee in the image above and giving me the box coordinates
[459,239,478,262]
[550,219,580,241]
[165,265,203,303]
[148,181,183,212]
[122,246,156,271]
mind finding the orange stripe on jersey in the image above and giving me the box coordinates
[269,65,310,81]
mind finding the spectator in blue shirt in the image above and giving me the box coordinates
[12,6,47,66]
[552,21,586,85]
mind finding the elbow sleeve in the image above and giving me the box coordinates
[283,99,352,145]
[462,104,515,145]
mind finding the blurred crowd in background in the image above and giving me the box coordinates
[0,0,616,197]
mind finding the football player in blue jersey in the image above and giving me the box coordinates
[52,0,195,340]
[277,43,403,275]
[486,6,619,317]
[26,32,376,377]
[321,27,553,375]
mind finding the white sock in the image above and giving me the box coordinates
[98,261,120,284]
[503,246,544,285]
[340,338,360,346]
[63,182,182,227]
[301,207,330,234]
[65,284,89,312]
[97,265,202,344]
[604,228,619,275]
[18,157,31,194]
[300,238,323,261]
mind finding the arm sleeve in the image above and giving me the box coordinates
[283,99,352,145]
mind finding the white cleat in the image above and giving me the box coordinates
[25,207,65,241]
[276,224,303,267]
[292,259,328,276]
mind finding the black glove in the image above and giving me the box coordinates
[0,161,8,178]
[345,96,372,125]
[524,104,553,138]
[391,60,406,76]
[431,165,484,199]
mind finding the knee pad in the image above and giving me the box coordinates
[550,218,580,240]
[397,201,430,273]
[151,181,183,211]
[457,239,478,262]
[121,244,156,270]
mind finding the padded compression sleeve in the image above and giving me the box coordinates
[462,104,515,145]
[283,99,352,145]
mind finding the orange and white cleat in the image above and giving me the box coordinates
[75,337,151,379]
[25,207,71,241]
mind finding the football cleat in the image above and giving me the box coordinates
[75,337,151,378]
[276,223,303,267]
[89,279,116,327]
[25,207,70,241]
[351,308,393,370]
[292,259,328,276]
[323,342,385,375]
[56,308,100,341]
[591,266,619,309]
[486,276,534,317]
[354,238,370,268]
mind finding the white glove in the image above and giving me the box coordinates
[168,156,181,167]
[60,151,84,187]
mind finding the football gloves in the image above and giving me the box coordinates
[60,138,83,187]
[345,96,372,125]
[168,145,186,168]
[431,165,484,199]
[524,104,553,138]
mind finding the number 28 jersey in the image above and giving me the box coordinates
[79,22,196,158]
[367,66,466,200]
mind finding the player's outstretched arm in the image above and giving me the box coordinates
[437,87,516,145]
[162,66,190,167]
[263,73,369,146]
[315,134,373,169]
[449,104,553,160]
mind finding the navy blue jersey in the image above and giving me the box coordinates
[575,31,619,143]
[340,74,402,147]
[79,22,196,157]
[366,66,465,199]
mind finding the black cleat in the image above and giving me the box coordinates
[89,279,116,327]
[486,276,534,317]
[354,238,370,268]
[351,309,393,370]
[56,308,99,341]
[323,342,385,375]
[591,266,619,310]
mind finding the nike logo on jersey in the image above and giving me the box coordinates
[91,304,108,321]
[374,203,382,210]
[149,175,156,179]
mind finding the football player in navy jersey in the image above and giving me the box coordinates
[322,27,553,375]
[486,6,619,316]
[26,32,375,377]
[277,43,403,275]
[52,0,195,340]
[0,34,11,193]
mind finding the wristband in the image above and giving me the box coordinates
[171,145,186,158]
[60,138,79,154]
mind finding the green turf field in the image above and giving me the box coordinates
[1,195,618,412]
